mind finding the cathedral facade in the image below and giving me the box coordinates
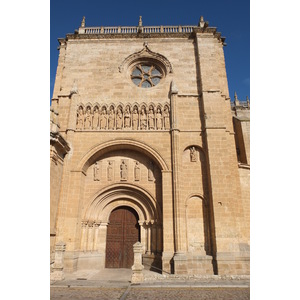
[50,16,250,276]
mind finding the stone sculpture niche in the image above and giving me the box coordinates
[120,160,128,181]
[134,161,140,181]
[190,147,197,162]
[93,161,100,181]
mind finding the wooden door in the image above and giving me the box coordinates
[105,206,139,268]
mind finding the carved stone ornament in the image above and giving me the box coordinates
[120,160,128,181]
[134,161,140,181]
[118,43,173,74]
[190,146,197,162]
[93,161,100,181]
[70,80,78,95]
[76,103,170,131]
[107,161,113,181]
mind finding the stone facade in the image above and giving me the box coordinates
[50,16,250,276]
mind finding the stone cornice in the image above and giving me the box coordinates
[193,27,226,45]
[65,32,194,40]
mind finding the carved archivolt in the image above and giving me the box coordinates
[119,43,173,75]
[76,102,171,131]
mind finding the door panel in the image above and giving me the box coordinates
[105,206,139,268]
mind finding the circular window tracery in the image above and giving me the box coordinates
[131,64,163,88]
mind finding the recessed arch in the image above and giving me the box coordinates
[84,183,162,223]
[185,193,208,206]
[185,194,211,255]
[75,139,169,173]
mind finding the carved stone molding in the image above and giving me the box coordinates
[50,131,70,165]
[118,44,173,74]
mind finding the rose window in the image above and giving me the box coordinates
[131,64,163,88]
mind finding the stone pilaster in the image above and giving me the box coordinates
[170,81,188,274]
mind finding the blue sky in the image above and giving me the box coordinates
[50,0,250,102]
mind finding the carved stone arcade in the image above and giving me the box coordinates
[76,103,171,131]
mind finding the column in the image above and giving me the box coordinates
[151,220,157,254]
[146,221,151,255]
[93,222,101,251]
[80,221,88,251]
[138,221,146,253]
[87,221,94,252]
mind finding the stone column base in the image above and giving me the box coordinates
[173,252,188,275]
[162,252,174,275]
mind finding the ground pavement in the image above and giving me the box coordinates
[50,268,250,299]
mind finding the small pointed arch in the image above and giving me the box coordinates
[77,103,85,110]
[148,102,156,110]
[140,102,148,113]
[156,103,163,112]
[93,102,100,109]
[163,104,170,115]
[85,102,93,112]
[132,103,139,113]
[132,102,140,110]
[100,103,108,113]
[117,103,123,109]
[163,102,170,110]
[77,103,85,115]
[124,103,132,112]
[108,103,116,112]
[93,103,100,114]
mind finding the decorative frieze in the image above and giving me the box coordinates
[76,103,171,131]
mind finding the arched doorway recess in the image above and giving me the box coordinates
[76,140,168,272]
[81,184,163,271]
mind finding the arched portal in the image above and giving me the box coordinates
[105,206,140,268]
[74,139,167,272]
[80,183,163,271]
